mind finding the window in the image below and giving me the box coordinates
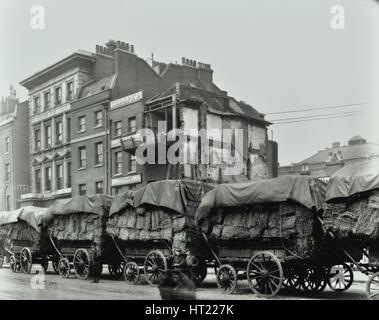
[5,163,10,182]
[78,116,86,132]
[79,184,86,196]
[112,187,120,195]
[44,91,51,110]
[56,164,63,190]
[55,86,62,105]
[128,117,136,133]
[78,146,86,168]
[66,81,74,101]
[95,142,104,165]
[95,111,103,127]
[34,128,41,150]
[34,95,41,113]
[4,137,10,153]
[45,124,51,148]
[114,121,122,137]
[129,154,136,172]
[45,167,52,192]
[95,181,104,194]
[115,151,122,174]
[35,169,41,193]
[67,161,71,187]
[67,118,71,141]
[5,195,11,211]
[56,121,63,144]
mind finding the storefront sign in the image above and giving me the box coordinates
[110,91,143,109]
[112,174,142,187]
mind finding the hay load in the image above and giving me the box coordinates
[195,176,326,259]
[44,195,113,255]
[324,159,379,242]
[107,180,213,253]
[0,207,47,248]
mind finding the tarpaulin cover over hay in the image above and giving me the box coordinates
[0,206,48,248]
[324,159,379,241]
[195,176,326,259]
[44,195,113,252]
[107,180,214,254]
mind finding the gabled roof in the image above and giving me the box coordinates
[147,83,269,125]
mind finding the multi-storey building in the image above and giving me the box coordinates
[279,136,379,181]
[0,93,30,211]
[19,39,278,201]
[19,51,96,207]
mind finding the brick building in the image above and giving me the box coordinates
[0,93,30,211]
[279,136,379,181]
[19,39,278,201]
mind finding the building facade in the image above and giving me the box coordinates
[19,51,96,207]
[279,136,379,181]
[0,94,30,211]
[19,39,278,202]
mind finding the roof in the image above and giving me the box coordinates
[326,158,379,201]
[20,51,95,90]
[349,135,365,142]
[195,176,327,228]
[147,83,270,125]
[77,74,117,99]
[299,142,379,165]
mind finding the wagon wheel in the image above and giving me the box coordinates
[58,258,71,279]
[20,248,33,274]
[192,258,208,286]
[301,267,327,293]
[366,272,379,300]
[73,249,91,280]
[247,251,284,297]
[108,261,124,279]
[9,255,18,273]
[124,261,140,284]
[283,268,302,291]
[327,263,354,292]
[144,250,168,286]
[216,264,238,294]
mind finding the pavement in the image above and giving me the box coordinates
[0,262,370,300]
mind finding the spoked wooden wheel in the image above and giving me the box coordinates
[366,272,379,300]
[58,258,71,278]
[192,258,208,286]
[108,262,124,279]
[216,264,238,294]
[73,249,91,280]
[20,248,33,274]
[144,250,168,286]
[283,268,302,291]
[124,261,140,284]
[9,255,18,273]
[247,251,284,297]
[327,263,354,292]
[301,267,327,293]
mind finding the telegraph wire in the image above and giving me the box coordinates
[270,109,367,122]
[271,112,366,125]
[266,102,368,115]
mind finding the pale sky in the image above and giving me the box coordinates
[1,0,378,165]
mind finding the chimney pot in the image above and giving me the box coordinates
[332,142,340,148]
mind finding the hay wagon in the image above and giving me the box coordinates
[323,159,379,300]
[42,194,119,280]
[194,175,353,297]
[0,206,49,273]
[106,180,214,286]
